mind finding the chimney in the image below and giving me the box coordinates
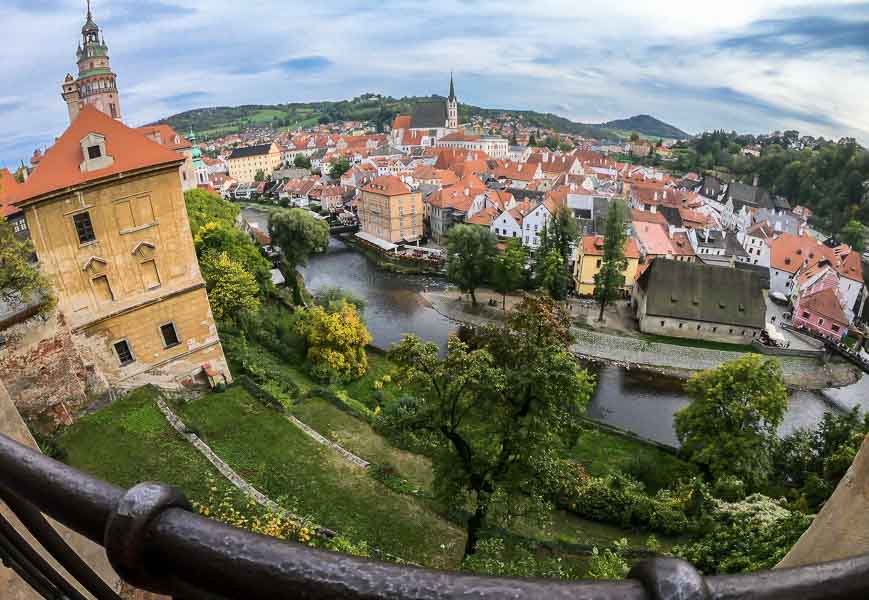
[753,174,759,187]
[704,227,710,243]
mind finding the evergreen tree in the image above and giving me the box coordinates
[593,201,628,321]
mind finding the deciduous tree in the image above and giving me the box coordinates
[593,201,628,321]
[446,225,497,306]
[0,223,54,316]
[295,302,371,381]
[491,240,526,309]
[384,297,595,557]
[329,157,351,180]
[269,208,330,285]
[675,354,788,489]
[200,251,261,321]
[839,219,868,253]
[539,248,570,300]
[293,154,312,169]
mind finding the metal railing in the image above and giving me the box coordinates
[1,432,869,600]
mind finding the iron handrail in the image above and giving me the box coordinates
[1,432,869,600]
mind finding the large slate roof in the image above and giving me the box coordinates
[637,259,766,328]
[228,144,274,160]
[410,100,448,129]
[726,181,771,211]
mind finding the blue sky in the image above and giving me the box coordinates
[2,0,868,167]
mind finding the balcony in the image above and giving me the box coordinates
[2,433,869,599]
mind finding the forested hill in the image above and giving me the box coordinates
[159,94,689,141]
[600,115,689,140]
[673,131,869,236]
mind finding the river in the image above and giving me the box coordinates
[245,209,866,447]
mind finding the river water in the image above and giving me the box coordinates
[245,210,866,447]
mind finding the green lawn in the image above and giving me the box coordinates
[58,387,243,506]
[569,426,696,492]
[639,333,754,354]
[249,109,288,123]
[176,386,465,568]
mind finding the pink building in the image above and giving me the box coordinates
[793,287,848,341]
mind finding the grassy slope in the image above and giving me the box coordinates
[176,386,465,568]
[58,387,243,506]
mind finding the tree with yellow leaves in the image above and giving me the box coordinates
[296,301,372,382]
[200,251,261,321]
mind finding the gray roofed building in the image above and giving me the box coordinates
[700,175,724,199]
[410,100,448,129]
[634,259,766,343]
[658,206,683,228]
[726,181,771,212]
[227,144,275,160]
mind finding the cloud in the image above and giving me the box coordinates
[276,56,333,73]
[2,0,869,165]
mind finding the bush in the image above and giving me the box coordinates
[311,387,373,422]
[237,375,286,414]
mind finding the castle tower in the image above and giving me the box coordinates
[60,2,122,124]
[447,72,458,130]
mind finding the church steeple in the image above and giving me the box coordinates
[446,72,458,130]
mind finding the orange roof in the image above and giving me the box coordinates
[14,106,184,205]
[580,234,640,259]
[392,115,412,130]
[0,168,22,217]
[769,232,821,273]
[467,206,500,226]
[631,208,667,225]
[671,232,696,256]
[137,124,192,151]
[634,222,675,256]
[361,175,412,196]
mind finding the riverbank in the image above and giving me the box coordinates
[338,234,446,276]
[422,290,861,391]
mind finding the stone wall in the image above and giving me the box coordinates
[0,311,104,427]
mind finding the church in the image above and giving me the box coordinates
[390,75,459,148]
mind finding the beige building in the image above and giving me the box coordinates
[227,143,282,183]
[6,106,231,402]
[359,176,423,243]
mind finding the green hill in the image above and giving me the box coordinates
[159,94,689,141]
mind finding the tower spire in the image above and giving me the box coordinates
[86,0,92,20]
[449,71,455,101]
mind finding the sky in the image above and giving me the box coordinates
[2,0,869,167]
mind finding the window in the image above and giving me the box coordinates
[73,211,96,244]
[160,322,181,348]
[91,275,114,303]
[712,327,717,332]
[141,259,161,289]
[678,323,683,329]
[87,145,102,160]
[802,311,810,319]
[818,318,824,326]
[596,259,602,268]
[113,340,135,366]
[660,320,665,327]
[697,324,701,330]
[832,324,840,333]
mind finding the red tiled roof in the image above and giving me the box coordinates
[631,208,667,225]
[467,206,500,226]
[137,124,192,151]
[0,168,22,217]
[799,287,847,324]
[361,175,412,196]
[580,234,640,258]
[392,115,412,130]
[671,232,696,256]
[14,106,185,205]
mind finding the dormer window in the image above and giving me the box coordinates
[80,133,113,172]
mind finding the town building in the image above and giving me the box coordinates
[359,176,423,243]
[3,106,231,413]
[435,132,509,158]
[633,259,766,345]
[227,143,282,183]
[390,75,460,146]
[61,5,122,124]
[137,124,197,191]
[793,287,848,341]
[573,235,641,296]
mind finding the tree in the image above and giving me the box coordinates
[329,157,351,180]
[384,297,595,557]
[541,205,579,265]
[316,286,366,314]
[0,223,55,317]
[446,225,497,306]
[254,169,266,182]
[630,132,640,142]
[194,222,272,294]
[839,219,868,253]
[293,154,312,169]
[593,201,628,321]
[539,249,570,300]
[528,134,537,147]
[675,354,788,489]
[295,302,371,382]
[269,207,330,277]
[200,251,261,321]
[491,240,526,309]
[509,132,518,146]
[185,188,239,234]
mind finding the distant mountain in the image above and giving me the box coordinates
[160,95,689,142]
[598,114,689,139]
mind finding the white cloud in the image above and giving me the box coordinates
[1,0,868,166]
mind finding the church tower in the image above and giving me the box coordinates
[447,73,458,130]
[61,2,122,124]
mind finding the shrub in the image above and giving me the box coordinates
[237,375,286,413]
